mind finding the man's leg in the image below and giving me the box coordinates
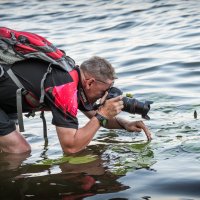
[0,108,31,154]
[0,130,31,153]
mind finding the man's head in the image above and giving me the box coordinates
[80,56,117,103]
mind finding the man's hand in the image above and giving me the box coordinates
[98,93,124,119]
[124,120,152,141]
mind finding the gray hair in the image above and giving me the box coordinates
[80,56,117,81]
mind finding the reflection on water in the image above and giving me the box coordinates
[0,150,129,200]
[1,0,200,199]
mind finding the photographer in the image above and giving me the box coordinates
[0,56,152,154]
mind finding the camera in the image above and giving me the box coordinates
[106,87,153,120]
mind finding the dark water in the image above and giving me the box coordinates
[1,0,200,199]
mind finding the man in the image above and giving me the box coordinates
[0,56,152,154]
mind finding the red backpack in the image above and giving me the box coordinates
[0,27,76,136]
[0,27,75,71]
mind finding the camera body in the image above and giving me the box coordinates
[106,87,153,120]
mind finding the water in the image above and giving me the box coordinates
[1,0,200,199]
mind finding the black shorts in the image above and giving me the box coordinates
[0,108,17,136]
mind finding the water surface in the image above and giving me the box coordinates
[1,0,200,199]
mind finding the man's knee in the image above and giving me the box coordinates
[5,143,31,154]
[12,140,31,154]
[0,130,31,154]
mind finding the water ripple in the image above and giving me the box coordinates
[1,0,200,199]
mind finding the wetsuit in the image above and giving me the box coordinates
[0,59,91,136]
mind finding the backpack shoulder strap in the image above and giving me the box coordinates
[6,67,26,131]
[40,63,52,104]
[6,66,48,136]
[16,88,25,132]
[7,68,25,89]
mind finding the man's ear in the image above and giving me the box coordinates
[86,78,95,89]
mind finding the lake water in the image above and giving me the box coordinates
[1,0,200,199]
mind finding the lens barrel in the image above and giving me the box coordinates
[122,97,152,120]
[106,87,153,119]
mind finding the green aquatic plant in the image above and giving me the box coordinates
[36,155,98,166]
[105,142,156,175]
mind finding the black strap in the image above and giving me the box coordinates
[40,111,47,140]
[0,65,4,77]
[7,68,25,89]
[40,63,52,104]
[16,88,25,132]
[6,68,26,132]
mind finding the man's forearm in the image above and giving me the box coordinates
[75,116,101,150]
[106,116,128,130]
[56,116,101,154]
[83,110,128,130]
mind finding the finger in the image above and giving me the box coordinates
[114,101,124,113]
[116,107,123,114]
[119,100,124,106]
[142,125,152,141]
[100,91,108,104]
[136,121,152,141]
[115,100,123,107]
[144,128,152,141]
[134,127,142,132]
[109,95,123,102]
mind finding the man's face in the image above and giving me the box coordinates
[88,79,114,103]
[82,72,114,103]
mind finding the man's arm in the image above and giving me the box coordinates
[84,111,152,141]
[56,95,151,154]
[56,95,123,154]
[107,117,152,140]
[56,116,100,154]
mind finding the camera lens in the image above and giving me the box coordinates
[106,87,152,119]
[122,97,151,119]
